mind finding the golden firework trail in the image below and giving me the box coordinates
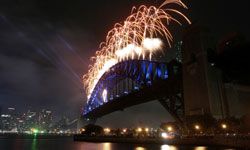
[83,0,191,101]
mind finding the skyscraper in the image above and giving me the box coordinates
[175,41,183,63]
[39,109,52,130]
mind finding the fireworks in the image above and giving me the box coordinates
[83,0,191,101]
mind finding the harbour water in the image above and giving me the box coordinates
[0,137,235,150]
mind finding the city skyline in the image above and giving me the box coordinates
[0,106,80,133]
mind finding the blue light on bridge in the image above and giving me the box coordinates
[164,70,168,79]
[147,81,152,85]
[157,68,162,77]
[83,60,174,115]
[134,86,139,90]
[102,89,108,103]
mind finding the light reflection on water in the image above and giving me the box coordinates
[0,138,234,150]
[194,146,207,150]
[103,142,111,150]
[135,146,146,150]
[31,138,37,150]
[161,144,178,150]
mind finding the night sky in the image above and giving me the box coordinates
[0,0,250,127]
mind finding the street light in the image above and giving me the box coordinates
[137,127,142,132]
[221,123,227,129]
[104,128,111,134]
[145,128,149,132]
[167,126,173,132]
[80,128,85,132]
[123,129,127,133]
[194,125,200,130]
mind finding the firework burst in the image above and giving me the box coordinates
[83,0,191,101]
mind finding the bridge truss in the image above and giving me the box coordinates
[83,60,184,123]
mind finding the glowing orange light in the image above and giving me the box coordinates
[83,0,191,102]
[80,128,85,132]
[137,127,142,132]
[195,125,200,130]
[104,128,111,133]
[167,126,173,132]
[221,123,227,129]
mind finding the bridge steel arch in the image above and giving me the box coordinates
[83,60,184,123]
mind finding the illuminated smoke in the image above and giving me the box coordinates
[83,0,191,102]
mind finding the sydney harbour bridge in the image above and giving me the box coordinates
[83,59,184,123]
[80,0,243,124]
[80,0,191,124]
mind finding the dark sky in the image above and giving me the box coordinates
[0,0,250,127]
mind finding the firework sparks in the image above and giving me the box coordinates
[83,0,191,102]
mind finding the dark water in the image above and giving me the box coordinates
[0,137,235,150]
